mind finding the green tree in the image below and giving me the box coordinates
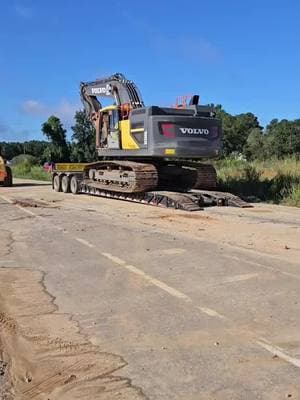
[243,128,266,160]
[214,106,237,156]
[234,113,262,153]
[214,106,262,157]
[70,110,96,162]
[24,140,49,162]
[42,116,70,162]
[0,142,23,160]
[0,140,49,162]
[265,119,300,158]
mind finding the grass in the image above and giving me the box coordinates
[283,184,300,206]
[12,161,51,181]
[215,157,300,206]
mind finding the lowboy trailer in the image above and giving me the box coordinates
[52,163,250,212]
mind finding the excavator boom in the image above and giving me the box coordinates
[80,73,144,117]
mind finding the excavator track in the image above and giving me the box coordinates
[83,161,217,194]
[156,162,217,192]
[83,161,158,193]
[191,163,217,190]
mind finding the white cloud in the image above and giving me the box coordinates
[21,99,81,128]
[54,100,79,126]
[22,100,47,115]
[14,4,33,18]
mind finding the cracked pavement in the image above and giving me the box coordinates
[0,179,300,399]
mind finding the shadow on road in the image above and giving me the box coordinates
[12,182,51,187]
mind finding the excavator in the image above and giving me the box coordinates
[0,156,12,187]
[53,73,246,210]
[80,73,220,190]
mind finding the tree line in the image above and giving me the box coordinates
[215,106,300,160]
[0,111,96,164]
[1,107,300,163]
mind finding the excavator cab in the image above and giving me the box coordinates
[99,105,121,150]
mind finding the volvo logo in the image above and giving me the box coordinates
[91,84,112,96]
[179,128,210,135]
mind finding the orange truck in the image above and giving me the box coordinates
[0,156,12,186]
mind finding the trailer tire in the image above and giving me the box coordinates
[61,175,70,193]
[53,174,61,192]
[3,166,12,187]
[70,175,79,194]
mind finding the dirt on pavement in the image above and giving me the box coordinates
[142,206,300,262]
[0,267,146,400]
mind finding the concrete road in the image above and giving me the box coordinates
[0,179,300,399]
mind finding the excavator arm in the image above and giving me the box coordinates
[80,73,144,148]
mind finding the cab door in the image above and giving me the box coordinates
[107,109,121,149]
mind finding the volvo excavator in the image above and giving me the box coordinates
[53,73,247,210]
[77,73,220,192]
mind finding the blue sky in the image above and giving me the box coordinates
[1,0,300,141]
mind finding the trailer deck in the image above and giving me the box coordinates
[52,167,251,211]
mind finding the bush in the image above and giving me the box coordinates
[216,157,300,206]
[284,185,300,206]
[12,160,51,181]
[11,154,38,166]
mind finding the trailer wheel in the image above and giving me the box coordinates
[61,175,70,193]
[3,166,12,187]
[70,175,79,194]
[53,174,61,192]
